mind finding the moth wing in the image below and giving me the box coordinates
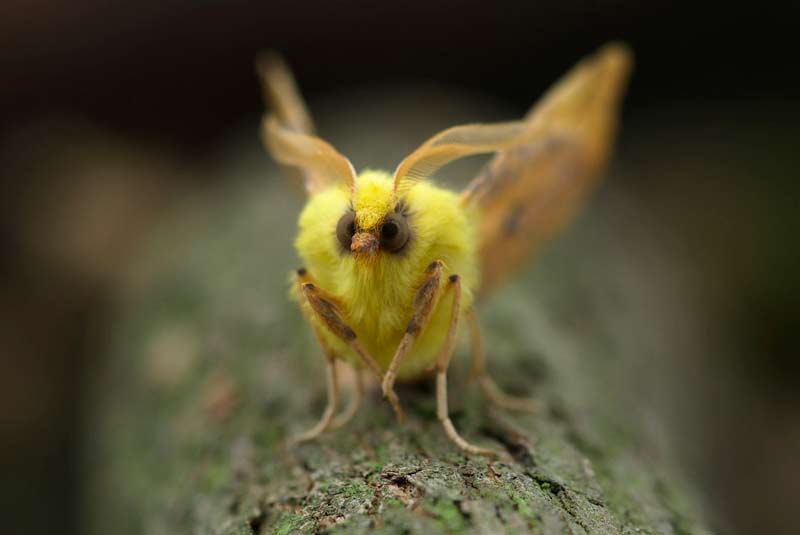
[461,43,633,296]
[256,52,355,194]
[256,51,315,135]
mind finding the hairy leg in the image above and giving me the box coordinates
[382,260,446,423]
[297,268,382,381]
[290,327,339,443]
[435,276,498,457]
[291,268,380,442]
[330,364,365,430]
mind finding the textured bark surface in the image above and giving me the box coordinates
[83,95,712,535]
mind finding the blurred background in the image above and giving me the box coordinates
[1,2,797,534]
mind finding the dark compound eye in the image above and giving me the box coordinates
[382,221,398,239]
[380,213,410,253]
[336,211,356,250]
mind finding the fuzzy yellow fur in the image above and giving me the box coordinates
[294,170,478,379]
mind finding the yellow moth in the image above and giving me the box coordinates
[257,43,632,456]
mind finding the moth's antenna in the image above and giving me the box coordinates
[392,121,532,197]
[262,116,356,194]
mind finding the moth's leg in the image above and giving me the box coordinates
[290,268,380,442]
[290,324,339,443]
[330,364,365,430]
[435,275,498,457]
[467,309,541,412]
[382,260,446,424]
[296,268,382,381]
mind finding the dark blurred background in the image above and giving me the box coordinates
[1,2,798,534]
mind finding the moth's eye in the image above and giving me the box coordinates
[380,214,410,253]
[336,211,356,250]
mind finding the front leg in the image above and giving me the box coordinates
[291,268,381,443]
[382,260,446,423]
[434,275,498,457]
[297,269,382,380]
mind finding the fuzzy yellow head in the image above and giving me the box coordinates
[296,170,478,288]
[294,170,477,375]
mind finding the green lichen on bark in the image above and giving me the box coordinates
[83,102,712,534]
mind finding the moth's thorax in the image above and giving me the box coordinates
[294,169,478,374]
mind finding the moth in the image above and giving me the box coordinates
[257,43,632,456]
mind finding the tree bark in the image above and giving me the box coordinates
[84,97,711,535]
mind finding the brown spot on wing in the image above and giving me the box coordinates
[502,204,525,236]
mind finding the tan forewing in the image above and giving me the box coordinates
[462,43,633,296]
[256,52,353,194]
[256,51,315,135]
